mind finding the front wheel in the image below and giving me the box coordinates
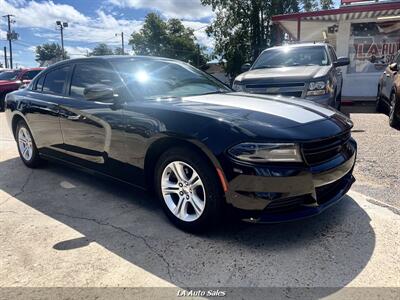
[16,120,43,168]
[336,91,342,111]
[389,92,400,128]
[154,147,223,232]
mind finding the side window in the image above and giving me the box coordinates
[43,66,70,95]
[22,70,42,80]
[70,63,118,99]
[34,75,45,91]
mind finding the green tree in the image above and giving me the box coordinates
[114,47,126,55]
[301,0,318,11]
[201,0,299,78]
[90,43,114,56]
[35,43,69,66]
[129,13,208,66]
[320,0,334,9]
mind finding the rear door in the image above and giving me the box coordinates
[57,61,127,175]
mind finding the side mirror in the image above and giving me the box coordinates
[389,63,398,72]
[241,63,251,73]
[334,57,350,67]
[84,84,115,102]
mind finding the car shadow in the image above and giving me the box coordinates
[0,157,376,299]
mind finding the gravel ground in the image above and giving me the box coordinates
[346,110,400,210]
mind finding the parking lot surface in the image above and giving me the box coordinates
[0,111,399,299]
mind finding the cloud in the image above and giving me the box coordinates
[0,0,88,28]
[182,21,213,49]
[0,1,143,45]
[108,0,213,20]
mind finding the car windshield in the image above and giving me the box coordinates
[0,70,19,80]
[252,46,330,69]
[113,59,231,100]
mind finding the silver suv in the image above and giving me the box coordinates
[232,43,349,109]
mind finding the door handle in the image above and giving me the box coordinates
[67,115,86,121]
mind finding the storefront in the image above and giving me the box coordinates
[272,0,400,101]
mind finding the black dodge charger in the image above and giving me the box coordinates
[5,56,357,232]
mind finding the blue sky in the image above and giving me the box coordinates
[0,0,340,68]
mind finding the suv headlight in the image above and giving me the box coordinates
[232,82,245,92]
[228,143,302,163]
[307,80,328,96]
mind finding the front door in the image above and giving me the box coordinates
[57,62,128,176]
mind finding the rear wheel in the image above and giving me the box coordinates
[16,120,43,168]
[154,147,223,232]
[389,92,400,128]
[0,93,5,112]
[376,86,385,113]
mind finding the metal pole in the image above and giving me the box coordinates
[60,26,65,60]
[3,15,13,69]
[3,46,7,69]
[121,32,124,55]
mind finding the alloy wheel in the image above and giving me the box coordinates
[161,161,206,222]
[18,127,33,161]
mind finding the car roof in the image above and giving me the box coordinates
[47,55,182,70]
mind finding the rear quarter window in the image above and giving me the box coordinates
[42,66,70,95]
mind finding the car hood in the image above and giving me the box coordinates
[235,66,331,82]
[137,92,353,142]
[0,80,16,85]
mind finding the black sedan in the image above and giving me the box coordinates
[5,56,356,232]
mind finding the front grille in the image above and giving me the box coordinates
[302,131,352,166]
[264,196,306,213]
[244,82,305,97]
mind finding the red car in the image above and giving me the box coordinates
[0,68,44,111]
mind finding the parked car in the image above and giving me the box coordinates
[232,43,349,110]
[5,56,356,232]
[376,51,400,128]
[0,68,44,111]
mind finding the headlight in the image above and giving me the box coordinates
[232,82,245,92]
[307,80,327,96]
[228,143,302,163]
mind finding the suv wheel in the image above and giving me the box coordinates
[389,92,399,128]
[376,87,385,113]
[16,120,43,168]
[155,147,223,232]
[336,91,342,111]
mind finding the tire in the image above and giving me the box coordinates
[154,147,223,232]
[0,93,5,112]
[16,119,43,168]
[389,92,400,129]
[376,87,385,113]
[336,91,342,111]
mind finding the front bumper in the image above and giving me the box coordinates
[304,92,334,106]
[223,140,356,223]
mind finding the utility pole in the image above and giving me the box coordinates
[3,46,7,69]
[121,32,124,55]
[3,14,17,69]
[115,32,125,54]
[56,21,68,60]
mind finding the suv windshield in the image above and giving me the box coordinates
[113,59,230,100]
[253,46,330,69]
[0,70,19,81]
